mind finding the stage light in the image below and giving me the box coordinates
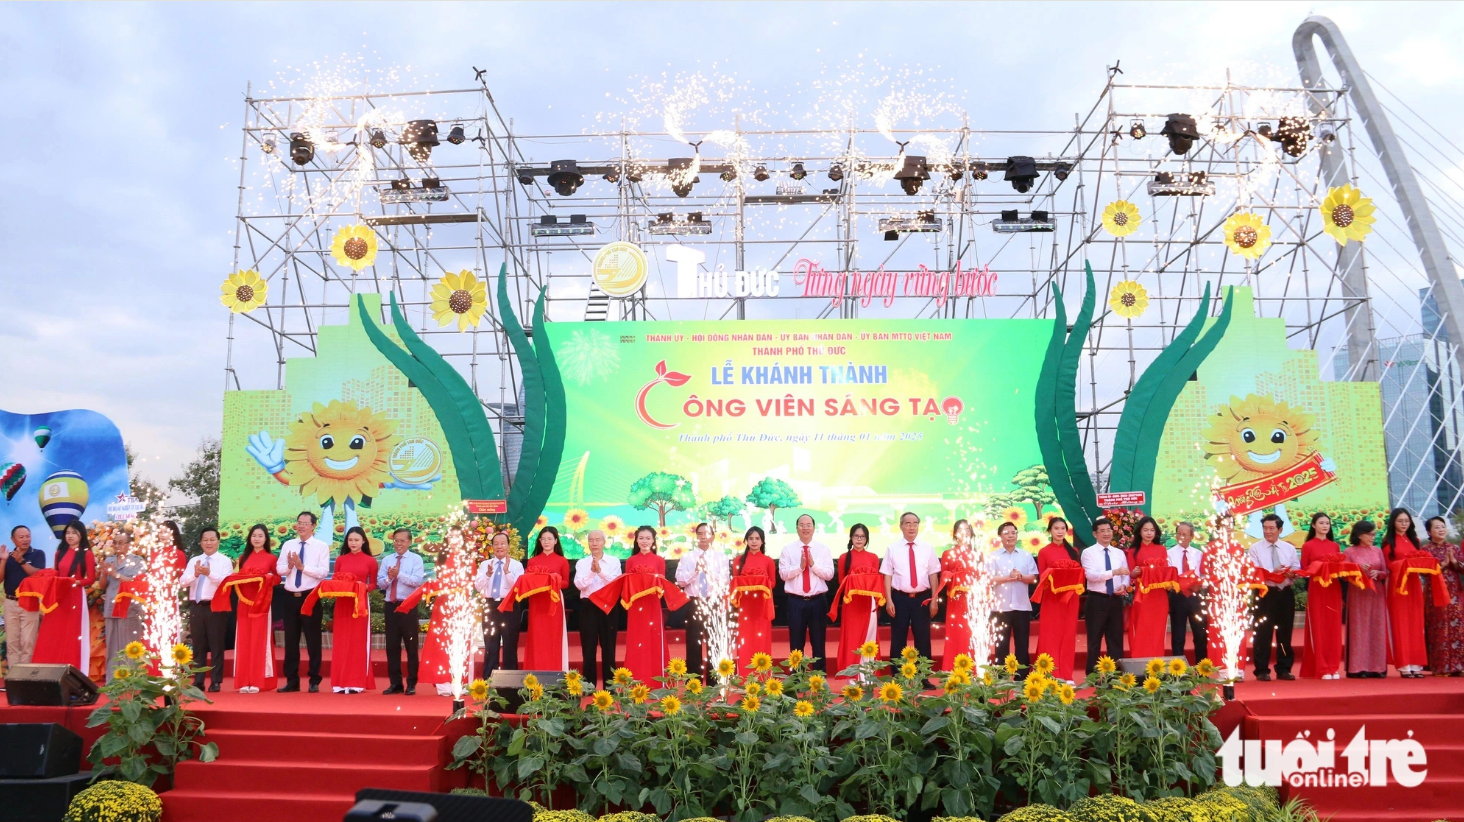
[531,213,596,237]
[627,170,643,183]
[720,167,737,182]
[790,162,807,181]
[1004,156,1037,193]
[1129,120,1147,139]
[446,124,467,145]
[948,166,963,182]
[753,165,770,182]
[1146,170,1214,197]
[1001,209,1018,222]
[401,119,440,162]
[1160,114,1199,155]
[603,169,621,184]
[422,177,441,190]
[973,169,988,181]
[547,160,584,196]
[827,163,844,182]
[1321,131,1337,144]
[369,130,388,149]
[260,134,276,154]
[647,211,712,235]
[993,210,1055,233]
[1256,123,1273,140]
[517,171,534,186]
[1053,162,1072,181]
[391,178,412,192]
[885,230,899,241]
[878,211,943,235]
[667,157,700,197]
[289,132,313,166]
[895,155,929,195]
[381,177,449,204]
[1277,116,1310,157]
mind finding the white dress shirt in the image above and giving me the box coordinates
[1167,544,1204,579]
[180,552,233,602]
[880,540,941,593]
[475,556,524,600]
[778,539,835,596]
[575,553,623,598]
[377,550,426,603]
[1247,539,1300,589]
[276,536,331,592]
[673,547,726,598]
[987,547,1039,612]
[1081,544,1131,595]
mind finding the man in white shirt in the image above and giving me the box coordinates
[475,531,524,679]
[576,530,623,688]
[378,528,426,695]
[779,514,836,672]
[1167,521,1208,662]
[989,522,1039,673]
[1247,514,1299,681]
[1081,518,1131,674]
[881,512,942,661]
[275,511,332,692]
[675,523,727,679]
[179,527,233,692]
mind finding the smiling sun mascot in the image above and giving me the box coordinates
[245,399,438,538]
[1202,394,1336,540]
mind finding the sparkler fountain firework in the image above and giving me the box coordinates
[1204,511,1255,692]
[696,531,737,691]
[438,514,484,710]
[138,522,184,675]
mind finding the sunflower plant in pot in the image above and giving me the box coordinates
[85,641,219,787]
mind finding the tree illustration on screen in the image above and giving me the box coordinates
[985,465,1058,521]
[703,494,746,531]
[746,477,801,533]
[628,471,697,527]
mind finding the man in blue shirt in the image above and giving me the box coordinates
[378,528,425,695]
[3,525,47,668]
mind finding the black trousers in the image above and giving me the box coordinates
[280,590,323,686]
[189,601,229,687]
[383,604,420,688]
[994,610,1032,669]
[786,594,829,671]
[1253,585,1295,676]
[1085,592,1125,673]
[578,603,618,687]
[482,600,520,678]
[1169,592,1208,661]
[889,590,933,661]
[682,603,708,680]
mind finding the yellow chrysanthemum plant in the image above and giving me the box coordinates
[1102,200,1142,237]
[220,269,268,313]
[1320,184,1376,245]
[330,224,379,272]
[430,269,488,331]
[1222,211,1272,260]
[1108,280,1149,319]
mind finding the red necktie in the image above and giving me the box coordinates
[802,545,811,591]
[1181,549,1189,575]
[908,542,917,591]
[390,556,399,600]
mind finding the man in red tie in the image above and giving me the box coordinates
[1166,521,1207,662]
[779,514,835,672]
[881,512,941,661]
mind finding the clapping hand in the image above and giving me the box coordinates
[387,564,399,580]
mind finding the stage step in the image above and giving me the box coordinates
[202,728,445,762]
[163,789,357,822]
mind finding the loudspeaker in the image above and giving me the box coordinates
[353,790,532,822]
[0,771,94,822]
[489,670,564,713]
[0,723,83,778]
[1120,655,1187,675]
[4,665,99,707]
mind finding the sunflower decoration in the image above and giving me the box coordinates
[1319,184,1376,245]
[527,683,545,701]
[952,653,974,673]
[660,695,682,716]
[1117,673,1137,690]
[1101,200,1142,237]
[523,674,540,689]
[468,678,490,702]
[858,641,880,659]
[282,400,401,507]
[1004,654,1021,676]
[1022,532,1047,552]
[115,667,133,680]
[808,674,826,692]
[900,646,920,663]
[563,509,590,532]
[717,659,736,679]
[793,700,815,718]
[943,677,962,695]
[982,671,995,687]
[1143,676,1163,694]
[630,684,650,704]
[1222,211,1272,260]
[900,662,919,680]
[878,681,904,704]
[1023,678,1046,703]
[686,677,704,695]
[430,270,489,331]
[1167,658,1189,677]
[1034,653,1056,677]
[786,649,805,670]
[765,679,785,698]
[565,678,584,697]
[1196,658,1217,678]
[592,690,615,712]
[599,515,625,538]
[535,515,550,530]
[666,658,688,678]
[1096,655,1118,676]
[842,684,864,701]
[744,681,761,697]
[999,506,1028,529]
[220,270,269,314]
[1146,658,1166,677]
[612,667,633,686]
[1057,683,1076,705]
[741,695,761,712]
[330,224,379,272]
[1108,280,1149,319]
[171,643,193,667]
[751,651,774,674]
[124,641,147,661]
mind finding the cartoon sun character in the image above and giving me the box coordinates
[246,399,438,536]
[1202,394,1334,538]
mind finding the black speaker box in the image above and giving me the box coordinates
[488,670,564,713]
[4,664,99,707]
[353,789,532,822]
[0,771,94,822]
[0,723,83,778]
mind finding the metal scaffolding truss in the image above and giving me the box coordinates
[225,17,1464,517]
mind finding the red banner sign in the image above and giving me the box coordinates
[463,499,508,515]
[1217,452,1335,516]
[1097,491,1146,508]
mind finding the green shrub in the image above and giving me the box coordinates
[539,811,595,822]
[1193,791,1249,822]
[996,806,1074,822]
[598,813,659,822]
[1143,797,1212,822]
[1066,795,1157,822]
[64,781,162,822]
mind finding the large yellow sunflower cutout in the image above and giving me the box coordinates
[283,399,401,505]
[430,270,488,331]
[1201,394,1321,484]
[1320,185,1376,246]
[1108,280,1149,319]
[1101,200,1141,237]
[221,270,268,313]
[331,225,379,272]
[1222,212,1272,260]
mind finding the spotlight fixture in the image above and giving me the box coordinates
[894,155,929,195]
[289,132,313,166]
[517,170,535,186]
[878,210,943,236]
[1053,162,1073,182]
[1255,123,1274,140]
[1276,116,1310,157]
[547,159,584,196]
[531,213,596,237]
[972,168,988,181]
[369,129,388,149]
[446,124,467,145]
[720,167,737,182]
[667,157,700,197]
[1004,156,1038,193]
[884,230,899,241]
[1320,131,1337,144]
[827,163,844,182]
[422,177,441,190]
[1146,170,1214,197]
[992,210,1056,233]
[400,119,440,162]
[626,169,643,183]
[948,167,963,182]
[603,169,621,184]
[381,177,449,204]
[753,165,770,182]
[1160,114,1199,155]
[1129,120,1147,139]
[390,178,412,192]
[647,211,712,235]
[789,162,807,181]
[261,133,277,154]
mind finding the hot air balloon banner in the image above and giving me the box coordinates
[1,408,130,561]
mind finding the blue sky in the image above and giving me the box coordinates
[2,1,1462,489]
